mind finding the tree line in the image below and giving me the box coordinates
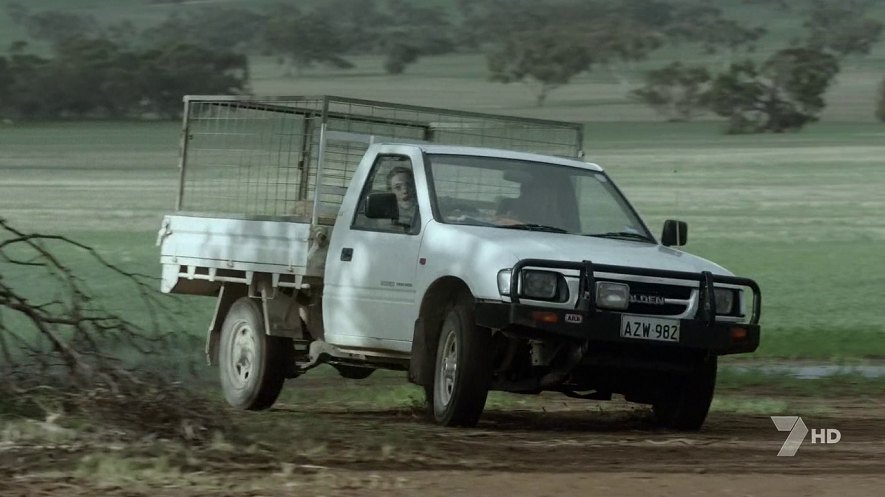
[629,0,884,132]
[0,0,458,118]
[1,0,883,132]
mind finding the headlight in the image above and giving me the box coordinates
[596,281,629,310]
[714,288,736,314]
[522,270,559,300]
[497,269,512,295]
[498,268,566,301]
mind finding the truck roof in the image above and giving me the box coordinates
[412,144,604,172]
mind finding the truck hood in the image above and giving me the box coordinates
[449,224,732,276]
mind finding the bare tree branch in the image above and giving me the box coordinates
[0,218,190,391]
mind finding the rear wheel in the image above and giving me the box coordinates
[425,293,493,427]
[652,356,718,431]
[218,297,291,410]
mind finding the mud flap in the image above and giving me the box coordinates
[408,318,433,386]
[206,284,242,366]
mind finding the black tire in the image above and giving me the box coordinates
[424,293,493,427]
[218,297,291,410]
[334,364,375,380]
[652,356,718,431]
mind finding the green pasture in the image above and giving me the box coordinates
[1,1,884,366]
[1,116,883,361]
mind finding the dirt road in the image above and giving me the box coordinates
[3,392,883,497]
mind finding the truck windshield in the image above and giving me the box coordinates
[427,154,652,241]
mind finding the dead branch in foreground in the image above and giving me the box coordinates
[0,219,223,442]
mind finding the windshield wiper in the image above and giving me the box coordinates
[500,223,570,234]
[584,231,655,243]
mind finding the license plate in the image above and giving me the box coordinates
[620,316,680,342]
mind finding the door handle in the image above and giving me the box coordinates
[340,247,353,261]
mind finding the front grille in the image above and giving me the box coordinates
[601,279,692,317]
[628,301,687,315]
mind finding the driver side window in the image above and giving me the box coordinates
[352,155,420,234]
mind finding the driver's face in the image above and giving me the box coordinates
[390,172,415,208]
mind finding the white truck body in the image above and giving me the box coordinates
[158,96,761,428]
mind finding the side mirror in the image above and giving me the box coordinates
[661,220,688,247]
[365,192,398,219]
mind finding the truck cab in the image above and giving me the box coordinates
[158,96,761,430]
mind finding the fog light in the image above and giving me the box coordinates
[714,288,735,314]
[596,281,629,310]
[531,311,559,323]
[730,326,748,341]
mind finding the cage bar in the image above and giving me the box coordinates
[176,95,584,225]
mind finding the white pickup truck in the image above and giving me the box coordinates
[158,96,761,430]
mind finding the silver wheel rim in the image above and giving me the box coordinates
[436,327,458,407]
[228,321,257,388]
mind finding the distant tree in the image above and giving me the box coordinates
[708,48,840,133]
[479,0,669,105]
[665,4,766,63]
[876,77,885,122]
[4,3,143,54]
[488,28,593,106]
[4,4,99,47]
[3,1,27,24]
[0,36,248,119]
[49,36,139,117]
[741,0,791,11]
[312,0,389,52]
[137,43,249,118]
[0,56,14,118]
[142,8,266,53]
[104,20,138,48]
[0,56,11,99]
[384,44,420,75]
[804,0,884,58]
[631,63,712,121]
[456,0,537,50]
[0,47,56,118]
[376,0,456,74]
[595,15,666,88]
[617,0,676,27]
[0,37,140,118]
[306,0,456,75]
[262,5,353,75]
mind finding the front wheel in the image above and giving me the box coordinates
[218,297,292,410]
[425,293,493,427]
[652,356,718,431]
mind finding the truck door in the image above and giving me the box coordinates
[323,145,427,352]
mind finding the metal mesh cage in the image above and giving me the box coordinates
[177,96,584,224]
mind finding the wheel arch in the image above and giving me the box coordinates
[408,276,473,386]
[207,276,304,366]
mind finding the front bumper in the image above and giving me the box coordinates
[480,258,762,356]
[476,302,760,355]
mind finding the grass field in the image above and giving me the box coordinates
[1,0,884,364]
[2,117,883,361]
